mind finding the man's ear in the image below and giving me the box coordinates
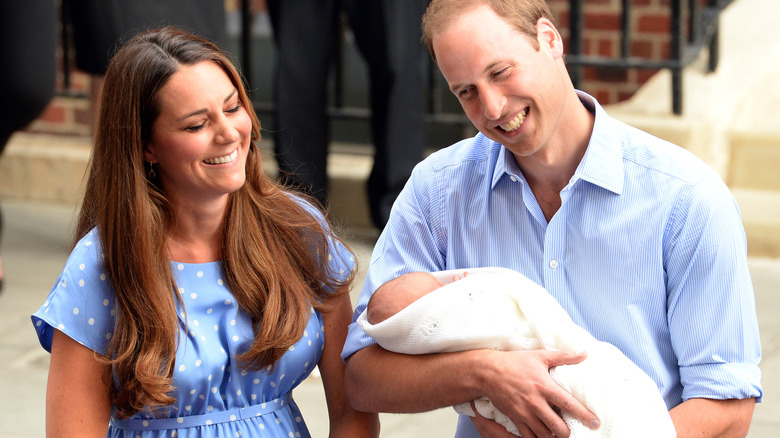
[536,17,564,59]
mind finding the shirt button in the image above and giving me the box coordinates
[510,175,518,182]
[549,259,559,270]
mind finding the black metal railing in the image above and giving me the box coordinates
[566,0,732,115]
[57,0,732,129]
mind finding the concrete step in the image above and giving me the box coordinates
[3,130,779,257]
[734,189,780,258]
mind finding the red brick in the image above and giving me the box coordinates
[638,13,670,33]
[585,12,621,31]
[631,40,654,58]
[38,102,66,123]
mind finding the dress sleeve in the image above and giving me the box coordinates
[664,177,763,402]
[31,230,117,356]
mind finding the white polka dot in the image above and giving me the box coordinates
[232,335,239,342]
[288,432,294,437]
[304,330,308,337]
[78,279,85,287]
[308,340,312,346]
[177,264,184,270]
[179,365,185,372]
[230,415,237,421]
[73,308,80,315]
[218,279,224,285]
[197,271,204,278]
[241,370,248,376]
[100,273,106,281]
[211,387,218,393]
[172,431,178,437]
[208,374,213,381]
[225,299,232,305]
[230,319,236,326]
[288,346,295,351]
[110,309,116,317]
[195,360,202,367]
[85,241,93,246]
[193,320,199,326]
[178,288,185,295]
[270,381,276,388]
[190,293,198,299]
[177,418,184,424]
[206,420,213,425]
[36,320,42,327]
[280,374,285,380]
[296,433,301,438]
[103,299,109,306]
[61,280,67,287]
[237,389,242,396]
[214,325,219,331]
[207,405,214,411]
[142,420,149,427]
[207,308,213,314]
[57,323,65,330]
[251,394,257,400]
[259,424,265,429]
[295,416,302,423]
[105,332,112,340]
[190,389,196,395]
[261,403,266,408]
[79,263,86,270]
[185,405,192,410]
[88,318,95,325]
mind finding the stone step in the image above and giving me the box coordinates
[4,131,779,257]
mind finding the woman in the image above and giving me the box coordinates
[32,27,378,437]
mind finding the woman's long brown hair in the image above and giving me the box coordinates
[75,27,354,419]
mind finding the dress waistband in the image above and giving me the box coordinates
[110,393,293,431]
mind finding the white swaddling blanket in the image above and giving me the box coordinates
[357,267,675,437]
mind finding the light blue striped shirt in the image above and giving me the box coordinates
[342,93,762,435]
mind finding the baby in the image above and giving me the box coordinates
[358,267,675,438]
[366,271,445,324]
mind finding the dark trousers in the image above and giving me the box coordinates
[0,0,56,153]
[267,0,427,228]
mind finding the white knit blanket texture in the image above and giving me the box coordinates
[357,267,675,437]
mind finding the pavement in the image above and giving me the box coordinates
[0,199,778,437]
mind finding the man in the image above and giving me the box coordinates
[266,0,427,228]
[341,1,763,437]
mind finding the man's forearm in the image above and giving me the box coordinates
[343,344,487,413]
[669,397,755,437]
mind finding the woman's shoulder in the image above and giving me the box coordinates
[31,227,116,355]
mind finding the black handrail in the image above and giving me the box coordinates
[55,1,732,122]
[565,0,732,115]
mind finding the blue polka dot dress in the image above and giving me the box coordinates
[32,228,354,437]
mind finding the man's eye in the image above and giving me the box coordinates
[492,67,509,79]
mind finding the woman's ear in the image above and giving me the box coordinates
[536,17,564,59]
[143,142,157,164]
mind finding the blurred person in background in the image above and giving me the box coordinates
[0,0,57,294]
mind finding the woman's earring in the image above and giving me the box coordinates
[148,162,156,179]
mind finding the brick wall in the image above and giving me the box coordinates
[29,0,693,137]
[549,0,678,105]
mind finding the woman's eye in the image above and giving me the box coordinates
[226,104,241,114]
[186,122,206,132]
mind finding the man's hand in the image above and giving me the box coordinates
[477,349,599,438]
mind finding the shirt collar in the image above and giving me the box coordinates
[491,91,624,195]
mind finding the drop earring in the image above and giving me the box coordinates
[148,162,156,179]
